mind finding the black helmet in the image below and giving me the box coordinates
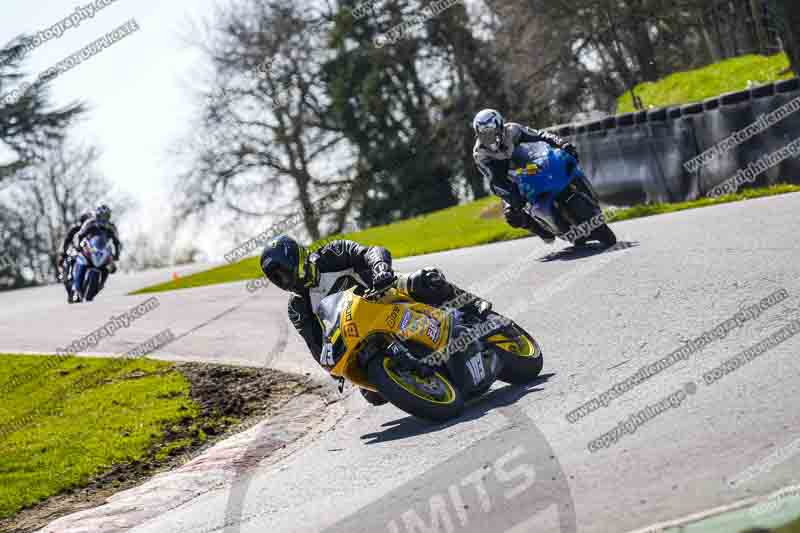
[260,235,310,293]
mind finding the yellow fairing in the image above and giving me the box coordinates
[330,289,452,391]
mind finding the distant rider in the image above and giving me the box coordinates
[259,235,491,406]
[472,108,579,243]
[70,204,122,302]
[58,210,92,302]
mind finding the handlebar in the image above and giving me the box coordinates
[363,275,398,301]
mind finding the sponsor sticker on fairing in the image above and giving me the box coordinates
[399,309,412,331]
[343,323,359,338]
[427,319,441,342]
[386,305,401,328]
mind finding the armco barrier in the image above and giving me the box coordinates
[549,78,800,205]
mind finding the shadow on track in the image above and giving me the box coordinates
[360,373,555,445]
[539,240,639,262]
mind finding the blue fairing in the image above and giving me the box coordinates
[510,142,576,205]
[73,234,112,299]
[508,142,584,232]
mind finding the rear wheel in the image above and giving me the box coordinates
[486,318,544,384]
[367,356,465,422]
[564,193,616,246]
[590,224,617,246]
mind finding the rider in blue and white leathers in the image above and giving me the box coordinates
[472,109,580,242]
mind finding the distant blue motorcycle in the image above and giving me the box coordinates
[509,142,616,246]
[71,234,116,302]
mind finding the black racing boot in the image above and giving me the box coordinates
[525,218,556,244]
[360,388,389,406]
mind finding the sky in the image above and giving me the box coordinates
[1,0,494,262]
[1,0,228,258]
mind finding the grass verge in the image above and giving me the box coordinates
[776,515,800,532]
[131,184,800,295]
[0,354,313,532]
[741,513,800,532]
[131,196,529,295]
[617,53,793,114]
[605,183,800,222]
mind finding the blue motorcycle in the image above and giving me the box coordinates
[510,142,616,246]
[71,234,116,302]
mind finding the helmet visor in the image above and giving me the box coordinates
[264,262,295,291]
[476,126,501,149]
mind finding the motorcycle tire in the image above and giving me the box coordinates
[484,316,544,384]
[565,193,617,247]
[590,224,617,247]
[84,271,99,302]
[367,356,465,422]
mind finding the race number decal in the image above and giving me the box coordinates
[466,354,486,385]
[320,344,335,367]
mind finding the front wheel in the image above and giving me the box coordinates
[367,356,465,422]
[485,318,544,384]
[83,270,100,302]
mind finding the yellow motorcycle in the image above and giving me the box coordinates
[318,285,543,421]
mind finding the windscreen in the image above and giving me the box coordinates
[316,291,349,339]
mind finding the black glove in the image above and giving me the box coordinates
[419,268,447,290]
[562,142,580,162]
[503,204,530,229]
[508,188,526,210]
[371,262,395,292]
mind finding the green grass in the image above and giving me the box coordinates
[776,515,800,532]
[0,354,198,520]
[606,183,800,222]
[618,53,794,114]
[131,196,530,295]
[132,183,800,295]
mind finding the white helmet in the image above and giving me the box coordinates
[473,109,505,151]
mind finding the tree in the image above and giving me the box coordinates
[176,0,350,241]
[324,0,463,224]
[484,0,711,114]
[0,36,88,290]
[0,37,84,186]
[0,142,124,289]
[770,0,800,75]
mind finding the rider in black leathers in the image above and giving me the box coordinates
[260,236,491,406]
[58,211,92,302]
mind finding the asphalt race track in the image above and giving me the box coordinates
[4,193,800,533]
